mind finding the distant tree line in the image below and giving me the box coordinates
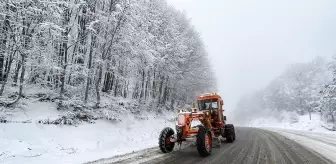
[235,56,336,130]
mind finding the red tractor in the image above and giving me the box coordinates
[158,93,236,157]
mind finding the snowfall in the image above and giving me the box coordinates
[1,101,336,164]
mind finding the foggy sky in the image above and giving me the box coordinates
[166,0,336,114]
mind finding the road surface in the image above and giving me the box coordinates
[87,127,334,164]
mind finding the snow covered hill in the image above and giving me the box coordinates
[0,101,176,164]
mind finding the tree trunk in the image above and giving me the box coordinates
[299,96,303,115]
[162,76,169,104]
[158,75,164,105]
[145,69,150,100]
[17,55,25,100]
[102,72,108,92]
[7,54,25,106]
[114,78,118,97]
[124,81,128,98]
[170,99,175,111]
[4,56,9,80]
[152,71,156,99]
[59,64,67,104]
[0,50,14,95]
[140,69,145,100]
[0,7,9,82]
[0,48,5,82]
[84,35,94,103]
[110,72,114,91]
[58,38,68,108]
[132,82,139,99]
[66,44,77,86]
[95,65,103,108]
[331,114,336,131]
[58,7,70,109]
[12,61,21,86]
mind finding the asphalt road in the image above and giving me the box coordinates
[104,127,334,164]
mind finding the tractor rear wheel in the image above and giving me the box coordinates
[159,127,175,153]
[225,124,235,143]
[196,126,212,157]
[232,125,236,140]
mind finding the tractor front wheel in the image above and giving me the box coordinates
[159,127,175,153]
[196,126,212,157]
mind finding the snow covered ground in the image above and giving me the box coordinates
[0,101,176,164]
[249,112,334,133]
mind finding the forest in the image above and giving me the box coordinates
[234,56,336,130]
[0,0,217,118]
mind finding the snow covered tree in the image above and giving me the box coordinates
[234,56,333,126]
[0,0,217,113]
[319,55,336,130]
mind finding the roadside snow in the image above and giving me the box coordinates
[265,128,336,163]
[0,101,176,164]
[250,113,333,133]
[250,111,336,162]
[251,111,336,163]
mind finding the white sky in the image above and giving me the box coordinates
[166,0,336,111]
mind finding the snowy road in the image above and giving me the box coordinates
[86,127,335,164]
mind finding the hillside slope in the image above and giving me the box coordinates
[0,100,176,164]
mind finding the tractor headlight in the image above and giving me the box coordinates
[177,114,185,126]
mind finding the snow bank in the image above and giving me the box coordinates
[251,111,336,162]
[250,112,334,133]
[265,128,336,163]
[0,101,176,164]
